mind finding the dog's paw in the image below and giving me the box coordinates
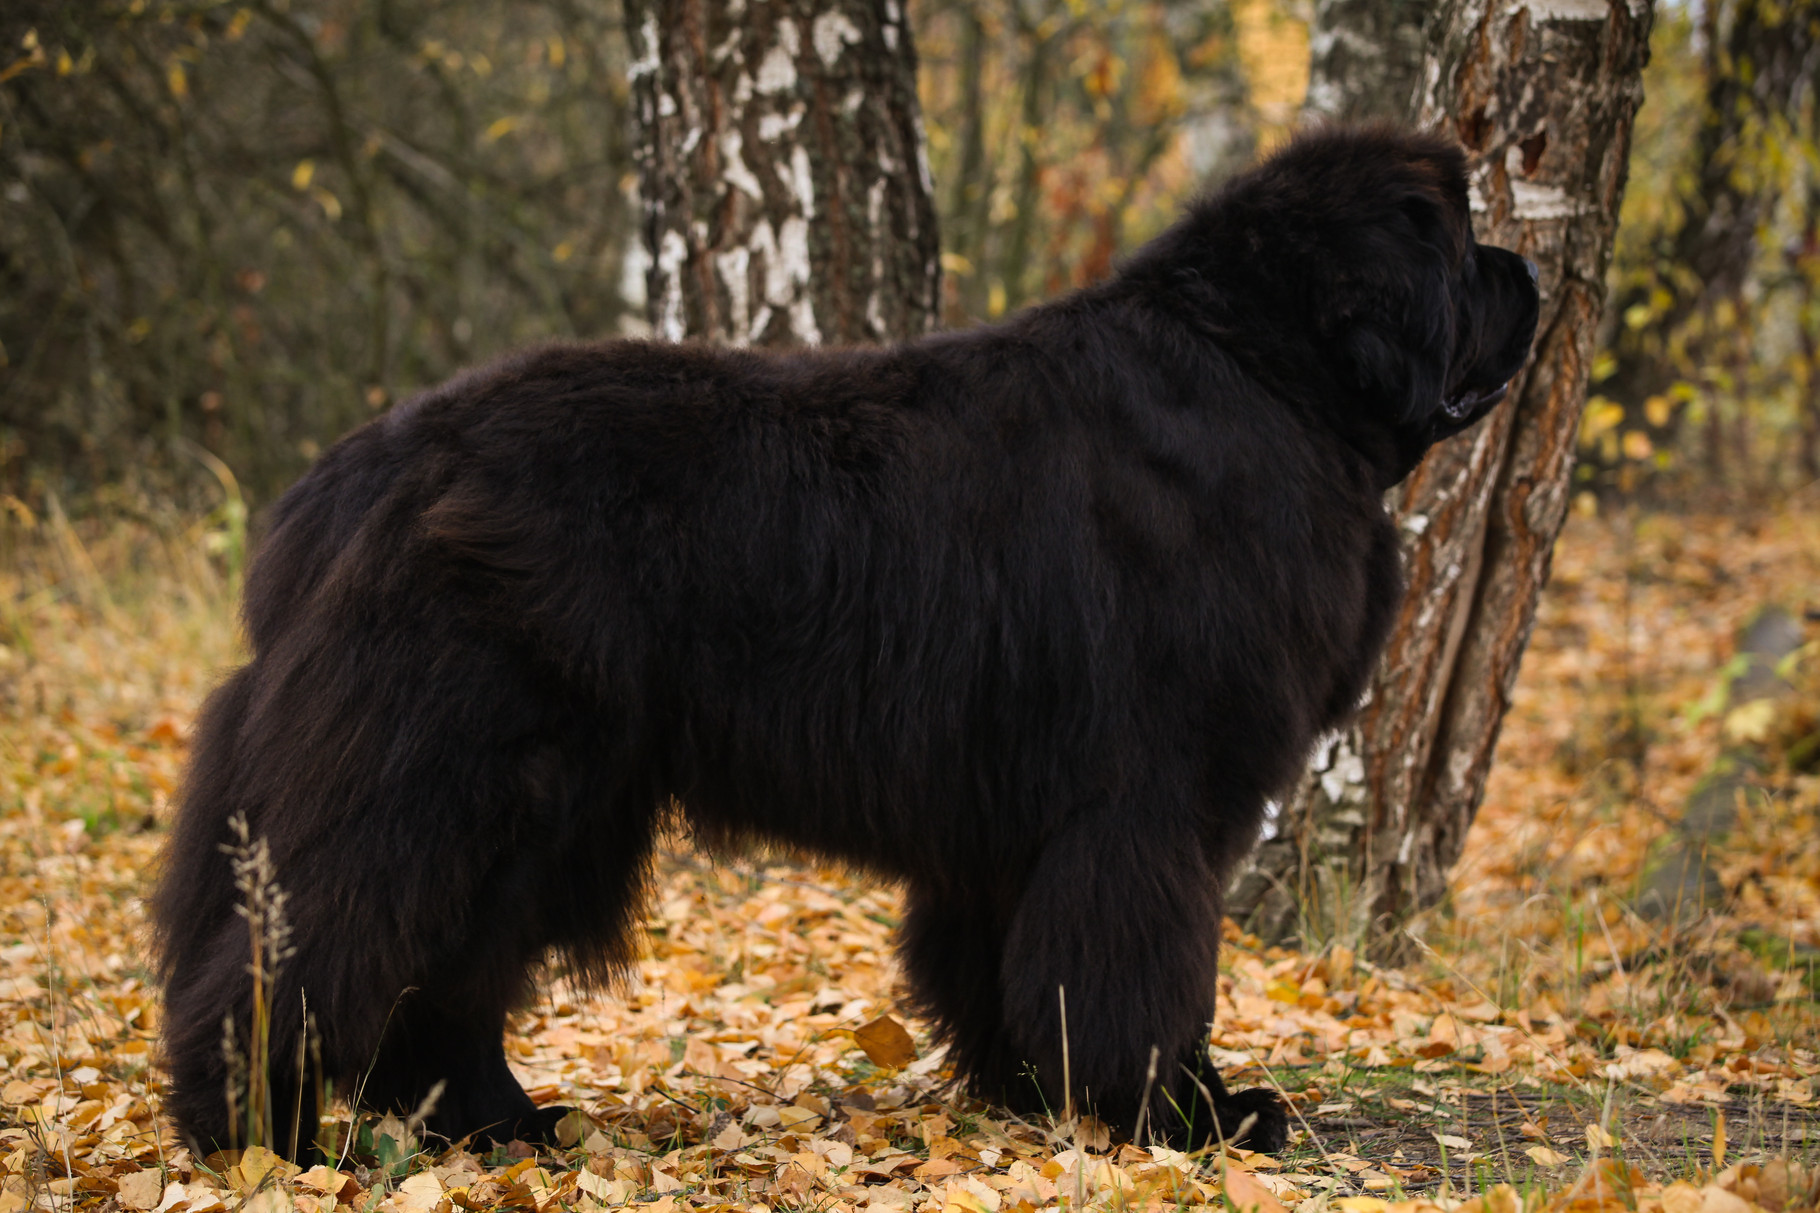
[460,1104,575,1151]
[511,1104,576,1145]
[1215,1086,1288,1153]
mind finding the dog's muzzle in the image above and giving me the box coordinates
[1440,381,1509,422]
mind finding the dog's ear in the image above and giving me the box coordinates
[1338,216,1456,427]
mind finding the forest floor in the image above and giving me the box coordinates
[0,498,1817,1213]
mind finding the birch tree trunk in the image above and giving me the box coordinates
[1231,0,1654,958]
[627,0,941,346]
[1303,0,1434,122]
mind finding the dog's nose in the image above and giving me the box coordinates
[1523,258,1539,282]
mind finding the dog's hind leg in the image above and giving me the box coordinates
[995,804,1288,1150]
[157,603,652,1158]
[357,755,663,1152]
[353,984,557,1151]
[898,882,1032,1112]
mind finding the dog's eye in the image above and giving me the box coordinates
[1399,197,1438,235]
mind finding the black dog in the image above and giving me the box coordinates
[154,126,1539,1158]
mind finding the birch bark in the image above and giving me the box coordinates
[1303,0,1434,122]
[627,0,941,346]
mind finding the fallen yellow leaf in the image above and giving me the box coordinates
[852,1015,917,1068]
[116,1169,164,1211]
[394,1172,443,1213]
[1221,1166,1288,1213]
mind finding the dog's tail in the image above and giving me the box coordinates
[154,413,411,988]
[156,414,429,1153]
[240,420,407,657]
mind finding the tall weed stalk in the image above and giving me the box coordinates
[223,812,294,1151]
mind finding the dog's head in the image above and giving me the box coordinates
[1185,126,1542,483]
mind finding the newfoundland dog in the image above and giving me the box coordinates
[154,126,1540,1158]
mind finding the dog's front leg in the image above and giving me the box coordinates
[995,808,1287,1150]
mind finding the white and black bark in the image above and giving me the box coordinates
[1303,0,1435,122]
[627,0,941,346]
[1233,0,1654,956]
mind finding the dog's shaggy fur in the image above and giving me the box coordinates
[154,127,1539,1158]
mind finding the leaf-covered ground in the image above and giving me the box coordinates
[1,504,1816,1213]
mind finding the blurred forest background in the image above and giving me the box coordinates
[6,0,1814,511]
